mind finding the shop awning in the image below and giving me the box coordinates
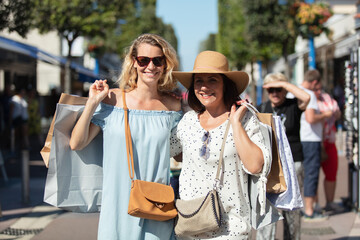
[0,36,98,82]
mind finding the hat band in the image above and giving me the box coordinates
[194,66,227,72]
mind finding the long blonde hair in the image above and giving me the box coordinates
[117,33,179,92]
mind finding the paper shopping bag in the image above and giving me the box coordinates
[266,116,303,210]
[43,103,103,212]
[40,93,88,167]
[256,113,287,194]
[241,102,287,194]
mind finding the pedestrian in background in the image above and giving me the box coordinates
[171,51,272,239]
[256,72,310,240]
[300,69,332,220]
[313,80,342,212]
[70,33,182,239]
[9,86,29,152]
[27,88,42,146]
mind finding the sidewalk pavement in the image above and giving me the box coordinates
[1,154,360,239]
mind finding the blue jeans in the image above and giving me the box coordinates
[302,141,321,197]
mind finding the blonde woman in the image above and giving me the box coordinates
[70,33,182,239]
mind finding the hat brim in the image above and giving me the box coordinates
[172,70,249,94]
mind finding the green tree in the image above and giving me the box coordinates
[243,0,298,77]
[0,0,34,37]
[215,0,299,101]
[115,0,178,57]
[199,33,216,52]
[33,0,132,93]
[217,0,259,101]
[217,0,253,70]
[1,0,178,92]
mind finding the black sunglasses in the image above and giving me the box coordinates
[135,56,165,67]
[267,87,283,93]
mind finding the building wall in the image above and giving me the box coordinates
[289,0,358,89]
[328,0,357,14]
[0,30,62,95]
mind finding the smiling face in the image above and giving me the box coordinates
[134,43,165,86]
[193,73,225,110]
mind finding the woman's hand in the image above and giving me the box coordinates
[229,99,248,126]
[230,99,264,174]
[89,79,110,104]
[70,80,107,151]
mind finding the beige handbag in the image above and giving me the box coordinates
[174,121,230,237]
[123,90,178,221]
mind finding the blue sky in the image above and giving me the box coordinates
[156,0,218,71]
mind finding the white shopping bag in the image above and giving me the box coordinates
[266,116,303,211]
[44,103,103,212]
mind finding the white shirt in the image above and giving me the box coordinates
[10,95,28,120]
[171,110,271,239]
[299,86,322,142]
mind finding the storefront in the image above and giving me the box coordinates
[0,36,98,94]
[343,37,360,211]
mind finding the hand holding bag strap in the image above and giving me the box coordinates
[122,90,135,180]
[214,120,231,189]
[241,102,285,215]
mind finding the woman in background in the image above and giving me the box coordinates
[313,81,342,212]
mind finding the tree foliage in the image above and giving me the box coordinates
[1,0,178,59]
[243,0,298,67]
[1,0,179,92]
[217,0,253,70]
[114,0,178,57]
[214,0,299,76]
[33,0,130,58]
[0,0,34,37]
[199,33,216,52]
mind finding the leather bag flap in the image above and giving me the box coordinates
[135,180,175,203]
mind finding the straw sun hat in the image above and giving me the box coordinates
[172,51,249,94]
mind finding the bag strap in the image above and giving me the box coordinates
[122,89,135,180]
[214,120,231,189]
[242,102,260,116]
[123,87,230,184]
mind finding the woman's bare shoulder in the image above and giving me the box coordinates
[102,88,122,106]
[162,92,182,112]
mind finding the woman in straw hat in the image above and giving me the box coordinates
[70,33,182,239]
[170,51,272,239]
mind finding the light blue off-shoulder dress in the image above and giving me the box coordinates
[91,102,182,240]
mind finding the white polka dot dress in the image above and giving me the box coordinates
[171,110,271,239]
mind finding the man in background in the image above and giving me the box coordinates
[300,69,332,220]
